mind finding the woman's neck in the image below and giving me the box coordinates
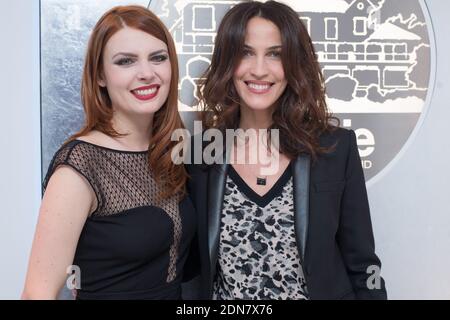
[110,111,154,151]
[238,105,273,131]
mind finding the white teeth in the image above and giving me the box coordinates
[134,87,157,96]
[247,83,271,91]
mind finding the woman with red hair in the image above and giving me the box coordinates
[22,5,196,300]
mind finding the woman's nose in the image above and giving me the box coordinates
[136,61,156,81]
[250,56,268,78]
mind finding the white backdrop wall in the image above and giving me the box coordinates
[368,0,450,298]
[0,0,449,299]
[0,0,41,299]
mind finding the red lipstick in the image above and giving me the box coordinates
[131,84,160,101]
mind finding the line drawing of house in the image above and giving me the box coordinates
[160,0,429,111]
[169,0,240,108]
[291,0,427,101]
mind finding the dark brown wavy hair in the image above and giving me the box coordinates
[70,5,186,200]
[199,0,338,160]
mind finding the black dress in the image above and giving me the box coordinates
[44,140,196,299]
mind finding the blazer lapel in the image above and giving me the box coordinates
[292,154,311,263]
[207,162,228,284]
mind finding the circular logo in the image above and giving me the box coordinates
[149,0,435,183]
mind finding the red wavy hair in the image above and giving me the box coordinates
[70,5,186,200]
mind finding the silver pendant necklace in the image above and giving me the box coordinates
[256,177,267,186]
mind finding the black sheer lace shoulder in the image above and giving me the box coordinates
[44,140,178,217]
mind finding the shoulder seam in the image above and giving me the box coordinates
[62,140,83,164]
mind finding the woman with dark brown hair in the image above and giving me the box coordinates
[22,5,196,299]
[188,0,386,300]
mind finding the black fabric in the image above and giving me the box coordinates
[186,128,387,300]
[227,161,292,207]
[45,140,196,300]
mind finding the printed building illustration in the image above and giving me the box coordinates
[168,0,427,107]
[171,0,239,107]
[294,0,424,100]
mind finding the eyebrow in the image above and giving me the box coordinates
[243,44,282,50]
[112,49,168,59]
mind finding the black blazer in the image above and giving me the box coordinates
[186,127,387,300]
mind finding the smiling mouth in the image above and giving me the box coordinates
[245,81,274,94]
[131,85,160,101]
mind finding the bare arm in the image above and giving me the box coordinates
[22,166,95,299]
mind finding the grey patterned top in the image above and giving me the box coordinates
[213,164,309,300]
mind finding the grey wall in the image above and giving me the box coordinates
[0,0,449,299]
[368,0,450,299]
[0,0,41,299]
